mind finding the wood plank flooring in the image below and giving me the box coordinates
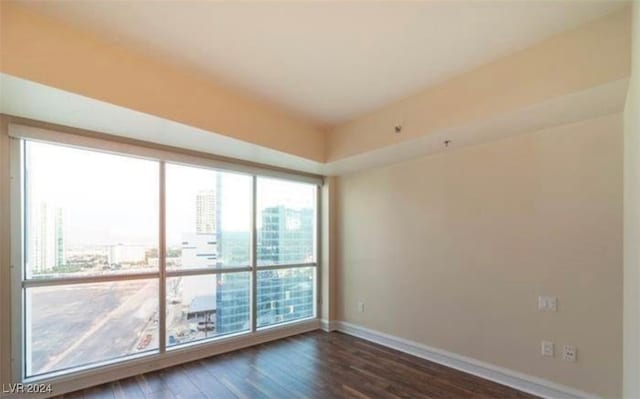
[57,331,539,399]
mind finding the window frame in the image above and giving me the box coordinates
[9,123,322,383]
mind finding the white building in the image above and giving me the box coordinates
[28,202,64,273]
[181,233,217,269]
[196,190,216,235]
[108,244,147,265]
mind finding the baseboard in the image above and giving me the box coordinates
[2,319,600,399]
[320,319,338,332]
[334,321,600,399]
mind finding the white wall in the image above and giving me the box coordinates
[336,114,623,398]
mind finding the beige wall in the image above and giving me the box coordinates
[327,9,630,162]
[0,3,326,162]
[336,114,623,398]
[623,2,640,398]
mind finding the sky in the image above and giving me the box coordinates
[165,163,251,245]
[27,141,315,247]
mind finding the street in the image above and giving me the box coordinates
[29,280,158,375]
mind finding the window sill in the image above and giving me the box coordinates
[16,318,320,399]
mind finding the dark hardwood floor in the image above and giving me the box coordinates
[58,331,538,399]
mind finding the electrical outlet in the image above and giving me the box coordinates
[541,341,554,357]
[563,345,577,362]
[538,296,558,312]
[357,301,365,312]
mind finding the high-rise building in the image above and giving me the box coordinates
[172,185,221,339]
[180,233,217,268]
[215,204,315,332]
[256,268,314,327]
[181,186,219,269]
[28,202,65,273]
[214,173,252,334]
[55,208,65,267]
[254,205,314,326]
[219,231,250,266]
[258,206,314,265]
[215,273,250,334]
[196,189,216,235]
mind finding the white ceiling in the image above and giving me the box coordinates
[16,0,627,125]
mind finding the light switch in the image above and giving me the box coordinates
[541,341,554,357]
[538,296,558,312]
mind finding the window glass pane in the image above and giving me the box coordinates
[257,267,315,328]
[25,280,159,377]
[24,141,159,279]
[166,273,250,347]
[257,178,316,266]
[166,164,251,270]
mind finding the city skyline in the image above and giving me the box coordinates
[28,200,315,276]
[24,140,317,377]
[28,142,315,249]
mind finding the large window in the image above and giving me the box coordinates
[165,164,251,270]
[256,178,316,328]
[26,280,159,376]
[25,142,159,279]
[257,267,315,328]
[15,138,319,380]
[23,142,160,378]
[165,163,252,346]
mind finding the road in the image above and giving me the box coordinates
[29,280,157,375]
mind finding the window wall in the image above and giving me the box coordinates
[23,142,160,377]
[15,138,319,380]
[256,178,316,328]
[165,163,253,347]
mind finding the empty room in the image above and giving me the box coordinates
[0,1,639,398]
